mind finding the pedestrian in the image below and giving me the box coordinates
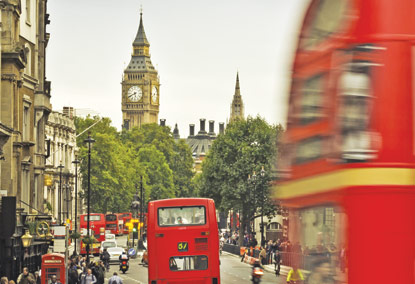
[274,250,281,276]
[107,272,122,284]
[9,280,16,284]
[68,263,79,284]
[49,275,61,284]
[101,249,110,272]
[92,262,104,284]
[1,276,8,284]
[80,269,96,284]
[34,272,40,284]
[259,247,266,266]
[17,268,34,284]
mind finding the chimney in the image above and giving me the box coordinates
[198,119,207,135]
[219,122,225,134]
[208,120,215,136]
[160,119,166,126]
[189,124,195,137]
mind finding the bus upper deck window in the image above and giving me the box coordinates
[158,206,206,226]
[338,60,375,162]
[300,0,349,50]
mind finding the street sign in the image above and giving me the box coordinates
[128,248,136,256]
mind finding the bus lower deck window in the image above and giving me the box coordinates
[169,255,208,271]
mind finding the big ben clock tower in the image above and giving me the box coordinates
[121,12,160,130]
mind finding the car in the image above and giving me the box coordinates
[107,247,125,263]
[99,240,117,254]
[105,233,116,241]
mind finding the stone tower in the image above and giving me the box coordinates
[230,72,244,121]
[121,12,160,130]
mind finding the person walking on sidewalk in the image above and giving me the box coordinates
[274,250,281,276]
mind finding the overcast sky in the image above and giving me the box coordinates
[46,0,309,137]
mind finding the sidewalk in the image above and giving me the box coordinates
[226,252,347,283]
[223,251,292,276]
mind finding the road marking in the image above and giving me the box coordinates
[105,275,145,284]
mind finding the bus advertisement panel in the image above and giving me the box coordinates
[79,213,105,255]
[147,198,220,284]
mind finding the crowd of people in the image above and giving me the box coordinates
[0,252,123,284]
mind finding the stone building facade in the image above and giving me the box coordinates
[45,108,83,225]
[0,0,52,279]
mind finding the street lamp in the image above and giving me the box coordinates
[72,157,80,255]
[58,163,64,225]
[260,166,265,247]
[139,176,145,250]
[64,184,70,220]
[21,229,33,269]
[21,230,33,248]
[84,132,95,264]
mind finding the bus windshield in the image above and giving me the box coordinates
[158,206,206,226]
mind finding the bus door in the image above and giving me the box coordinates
[41,253,65,284]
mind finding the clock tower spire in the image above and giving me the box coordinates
[121,11,160,130]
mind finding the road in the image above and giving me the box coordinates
[101,235,285,284]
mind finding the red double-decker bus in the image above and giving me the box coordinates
[119,212,132,234]
[274,1,415,283]
[105,213,123,236]
[147,198,220,284]
[79,213,106,255]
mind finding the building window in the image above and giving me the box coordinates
[23,105,30,141]
[21,169,30,211]
[26,0,31,24]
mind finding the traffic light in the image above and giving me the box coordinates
[133,222,139,239]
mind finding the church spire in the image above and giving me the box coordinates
[133,12,150,47]
[234,72,241,97]
[230,72,245,122]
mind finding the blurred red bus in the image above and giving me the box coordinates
[79,213,105,255]
[105,213,123,236]
[119,212,132,234]
[274,1,415,283]
[147,198,220,284]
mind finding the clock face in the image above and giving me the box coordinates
[152,86,158,103]
[127,86,142,102]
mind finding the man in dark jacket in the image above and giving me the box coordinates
[274,250,281,276]
[68,263,79,284]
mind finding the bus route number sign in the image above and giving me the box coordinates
[177,242,188,252]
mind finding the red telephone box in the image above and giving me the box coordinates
[41,253,65,284]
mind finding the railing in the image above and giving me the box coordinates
[222,243,319,270]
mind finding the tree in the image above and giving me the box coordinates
[75,117,195,213]
[198,116,283,243]
[76,116,140,213]
[121,124,195,198]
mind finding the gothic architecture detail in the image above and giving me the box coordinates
[121,12,160,130]
[230,72,245,122]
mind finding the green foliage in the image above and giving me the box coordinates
[198,116,283,234]
[81,235,97,244]
[69,231,81,240]
[75,117,195,213]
